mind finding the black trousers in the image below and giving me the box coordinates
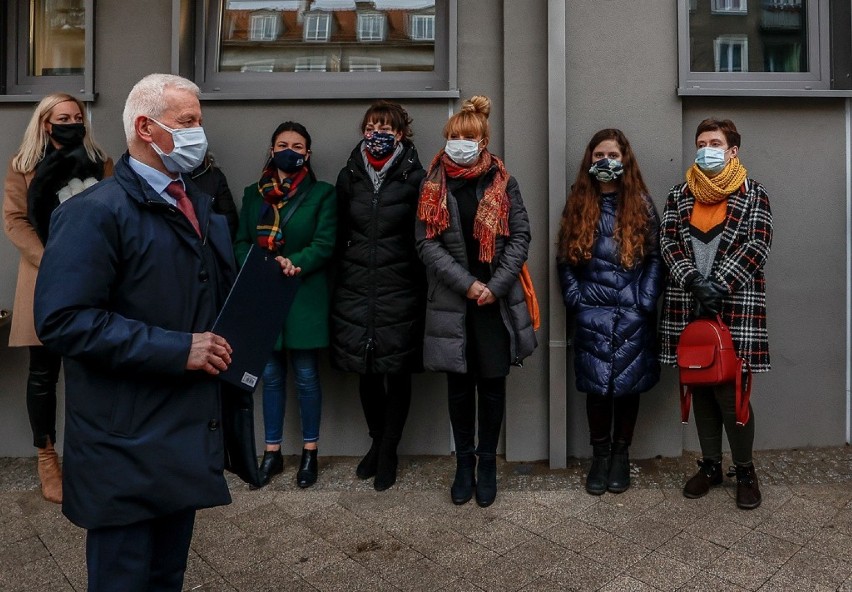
[586,393,641,447]
[358,372,412,444]
[86,508,196,592]
[27,346,62,448]
[692,384,755,465]
[447,373,506,457]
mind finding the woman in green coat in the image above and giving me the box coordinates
[234,121,336,488]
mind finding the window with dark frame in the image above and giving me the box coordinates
[3,0,94,99]
[186,0,457,99]
[677,0,852,95]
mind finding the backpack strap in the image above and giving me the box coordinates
[735,361,752,427]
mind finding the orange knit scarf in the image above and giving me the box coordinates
[417,150,510,263]
[686,157,747,205]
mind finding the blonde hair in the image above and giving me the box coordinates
[122,73,200,143]
[11,93,108,174]
[443,95,491,141]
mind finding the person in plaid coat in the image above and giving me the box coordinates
[659,118,772,510]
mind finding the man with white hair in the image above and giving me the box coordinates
[34,73,236,591]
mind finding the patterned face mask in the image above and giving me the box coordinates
[588,158,624,183]
[364,131,396,158]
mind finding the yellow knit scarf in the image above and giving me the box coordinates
[686,158,747,204]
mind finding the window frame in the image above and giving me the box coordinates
[181,0,459,100]
[710,0,747,15]
[678,0,835,96]
[410,13,435,41]
[2,0,96,101]
[356,11,386,43]
[249,12,280,42]
[303,11,332,43]
[714,34,748,72]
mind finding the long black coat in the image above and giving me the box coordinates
[557,193,663,397]
[34,153,236,529]
[330,141,426,374]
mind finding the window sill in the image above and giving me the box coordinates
[678,87,852,97]
[198,88,460,101]
[0,93,97,103]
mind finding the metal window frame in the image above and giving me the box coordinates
[678,0,832,96]
[2,0,95,101]
[180,0,458,100]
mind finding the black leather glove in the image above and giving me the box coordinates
[689,276,726,317]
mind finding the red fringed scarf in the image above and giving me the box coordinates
[417,150,510,263]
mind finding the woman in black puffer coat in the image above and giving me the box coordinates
[331,101,426,492]
[556,128,663,496]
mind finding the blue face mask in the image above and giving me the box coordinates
[272,148,306,173]
[149,118,208,174]
[588,158,624,183]
[695,147,727,174]
[364,131,396,158]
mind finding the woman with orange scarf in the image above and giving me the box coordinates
[659,118,773,510]
[416,96,536,507]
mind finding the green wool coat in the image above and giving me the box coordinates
[234,176,337,350]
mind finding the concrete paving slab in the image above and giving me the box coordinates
[1,446,851,591]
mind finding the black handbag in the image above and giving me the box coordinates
[221,383,263,487]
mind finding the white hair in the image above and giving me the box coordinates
[122,74,200,144]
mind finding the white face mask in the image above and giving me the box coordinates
[149,118,208,174]
[445,139,481,166]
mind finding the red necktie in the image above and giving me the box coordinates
[165,180,201,237]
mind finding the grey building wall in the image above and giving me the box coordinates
[1,0,848,460]
[0,0,550,460]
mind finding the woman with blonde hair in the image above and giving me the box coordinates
[416,95,536,507]
[3,92,113,503]
[556,128,663,495]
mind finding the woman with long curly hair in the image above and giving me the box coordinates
[3,92,113,503]
[556,128,663,495]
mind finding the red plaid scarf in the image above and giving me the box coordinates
[256,165,308,251]
[417,150,510,263]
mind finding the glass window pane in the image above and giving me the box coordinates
[29,0,86,76]
[218,0,435,74]
[689,0,807,73]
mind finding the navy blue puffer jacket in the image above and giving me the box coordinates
[557,193,663,397]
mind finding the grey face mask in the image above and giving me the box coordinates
[149,118,208,174]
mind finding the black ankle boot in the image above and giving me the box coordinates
[607,443,630,494]
[451,454,476,505]
[256,449,283,487]
[734,463,761,510]
[356,440,380,479]
[586,444,610,496]
[475,455,497,507]
[683,458,723,499]
[373,439,399,492]
[296,448,318,488]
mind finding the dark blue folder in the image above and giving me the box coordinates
[213,245,300,391]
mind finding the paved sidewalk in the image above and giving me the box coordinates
[1,447,851,591]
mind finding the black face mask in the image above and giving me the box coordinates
[49,123,87,147]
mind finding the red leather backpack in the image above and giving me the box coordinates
[676,315,751,426]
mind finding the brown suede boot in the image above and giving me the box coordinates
[37,442,62,504]
[734,464,762,510]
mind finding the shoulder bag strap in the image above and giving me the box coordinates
[278,189,309,230]
[735,361,752,427]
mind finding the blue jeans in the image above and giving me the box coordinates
[261,349,322,445]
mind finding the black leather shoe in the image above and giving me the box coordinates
[356,441,380,480]
[296,448,318,488]
[451,454,476,505]
[255,449,283,488]
[586,444,610,496]
[475,456,497,507]
[373,439,399,492]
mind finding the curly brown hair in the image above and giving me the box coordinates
[557,129,651,269]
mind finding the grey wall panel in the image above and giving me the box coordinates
[563,1,684,460]
[502,0,549,461]
[682,98,848,450]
